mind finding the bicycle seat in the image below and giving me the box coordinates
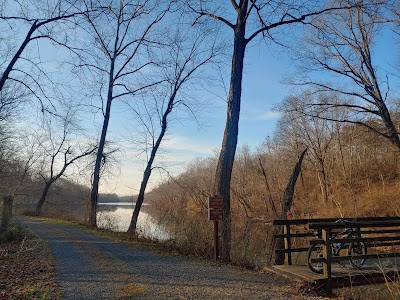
[333,219,352,236]
[335,219,350,224]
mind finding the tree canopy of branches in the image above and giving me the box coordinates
[36,112,97,215]
[77,0,171,226]
[0,0,98,115]
[290,1,400,150]
[279,92,346,203]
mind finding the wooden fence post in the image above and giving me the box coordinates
[274,225,285,265]
[1,196,13,230]
[284,224,292,265]
[322,228,332,295]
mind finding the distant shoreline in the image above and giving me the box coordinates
[97,202,149,206]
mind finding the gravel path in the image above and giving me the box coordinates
[20,218,308,300]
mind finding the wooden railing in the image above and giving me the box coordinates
[274,217,400,294]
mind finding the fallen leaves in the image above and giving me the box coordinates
[0,226,62,299]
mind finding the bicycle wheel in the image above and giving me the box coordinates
[307,244,324,274]
[348,241,367,269]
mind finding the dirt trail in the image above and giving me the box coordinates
[21,218,312,300]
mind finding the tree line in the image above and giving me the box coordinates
[1,0,399,262]
[146,114,399,266]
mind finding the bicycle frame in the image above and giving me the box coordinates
[308,223,367,274]
[331,228,353,256]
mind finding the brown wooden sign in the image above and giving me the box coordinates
[208,196,223,260]
[208,209,223,221]
[208,196,223,221]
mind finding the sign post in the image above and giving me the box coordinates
[208,196,223,261]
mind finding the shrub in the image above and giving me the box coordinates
[0,223,27,243]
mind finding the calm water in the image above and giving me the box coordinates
[97,203,170,241]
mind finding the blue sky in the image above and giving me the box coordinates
[104,43,294,196]
[107,25,400,197]
[7,2,399,197]
[0,2,302,196]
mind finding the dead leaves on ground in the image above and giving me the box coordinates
[0,229,62,299]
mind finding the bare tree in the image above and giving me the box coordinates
[278,92,344,203]
[0,0,97,114]
[35,113,97,215]
[77,0,170,226]
[186,0,350,261]
[291,2,400,150]
[0,129,41,198]
[126,24,219,233]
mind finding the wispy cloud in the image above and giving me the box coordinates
[161,134,216,155]
[256,110,281,120]
[109,134,218,195]
[242,108,281,121]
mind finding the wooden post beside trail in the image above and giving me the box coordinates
[208,196,223,261]
[213,219,219,261]
[1,196,13,229]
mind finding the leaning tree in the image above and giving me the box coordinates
[126,21,220,233]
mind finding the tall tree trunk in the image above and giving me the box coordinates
[89,58,116,227]
[275,148,307,265]
[36,180,53,215]
[128,168,151,233]
[214,4,247,262]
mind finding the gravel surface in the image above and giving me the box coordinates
[20,218,313,300]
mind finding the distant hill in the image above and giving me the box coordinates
[119,195,135,203]
[98,193,136,203]
[98,193,120,203]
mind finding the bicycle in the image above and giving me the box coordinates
[307,220,367,274]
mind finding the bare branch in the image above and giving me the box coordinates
[246,5,356,43]
[187,2,235,28]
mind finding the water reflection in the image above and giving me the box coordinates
[97,203,170,241]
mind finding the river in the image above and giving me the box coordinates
[96,203,170,241]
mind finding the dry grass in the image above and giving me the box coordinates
[338,282,400,300]
[117,283,148,298]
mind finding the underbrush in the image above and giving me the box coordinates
[0,223,26,243]
[338,280,400,300]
